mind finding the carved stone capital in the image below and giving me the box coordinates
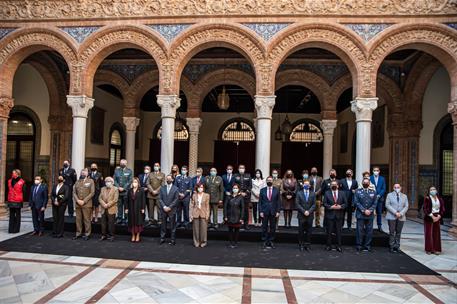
[254,95,276,119]
[0,97,14,119]
[320,119,338,136]
[351,97,378,122]
[66,95,94,118]
[448,100,457,124]
[186,117,202,135]
[123,117,140,132]
[157,95,181,119]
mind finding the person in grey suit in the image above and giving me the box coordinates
[159,174,179,245]
[385,183,409,253]
[295,180,316,251]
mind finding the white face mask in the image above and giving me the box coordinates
[227,169,233,174]
[232,188,239,194]
[272,173,278,179]
[394,188,401,193]
[105,182,113,188]
[144,170,150,174]
[239,169,245,174]
[255,173,261,178]
[197,187,204,193]
[34,179,40,185]
[373,171,379,176]
[154,166,160,172]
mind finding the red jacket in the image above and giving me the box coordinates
[423,195,445,222]
[7,178,25,206]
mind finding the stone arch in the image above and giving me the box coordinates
[328,73,353,111]
[168,23,265,95]
[78,25,167,97]
[0,27,77,99]
[275,69,330,111]
[193,68,256,111]
[377,74,402,111]
[368,23,457,99]
[267,23,366,97]
[94,69,130,101]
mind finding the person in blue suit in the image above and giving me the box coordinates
[222,165,235,197]
[370,166,386,232]
[174,165,192,229]
[191,167,206,193]
[354,178,378,252]
[259,176,281,249]
[29,175,49,236]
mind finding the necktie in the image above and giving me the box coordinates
[143,175,147,184]
[228,174,231,182]
[305,190,308,202]
[197,177,200,184]
[268,187,272,201]
[396,193,399,203]
[333,191,337,202]
[34,185,39,199]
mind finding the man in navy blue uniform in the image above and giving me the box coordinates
[259,176,281,248]
[354,177,378,252]
[370,166,386,232]
[222,165,235,197]
[29,175,48,236]
[174,165,192,229]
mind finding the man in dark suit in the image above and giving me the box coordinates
[139,166,151,194]
[29,175,48,236]
[159,174,179,245]
[234,164,252,230]
[259,176,280,248]
[309,167,323,227]
[339,169,358,230]
[370,166,386,232]
[323,180,347,252]
[191,167,206,192]
[295,180,316,251]
[89,163,103,223]
[222,165,235,197]
[59,160,77,217]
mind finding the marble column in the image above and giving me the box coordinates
[157,95,180,175]
[351,97,378,181]
[254,95,275,176]
[123,117,140,172]
[186,117,202,176]
[448,100,457,235]
[320,119,337,179]
[66,95,94,177]
[0,97,14,213]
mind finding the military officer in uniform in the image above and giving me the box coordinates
[147,162,165,225]
[59,160,77,217]
[354,177,378,252]
[271,169,282,190]
[89,163,104,223]
[205,167,224,228]
[114,159,133,224]
[174,165,192,229]
[234,164,252,230]
[73,168,95,240]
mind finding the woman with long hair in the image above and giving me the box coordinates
[281,170,297,228]
[126,177,146,242]
[224,183,245,248]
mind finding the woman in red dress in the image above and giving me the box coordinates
[423,186,445,255]
[126,177,145,242]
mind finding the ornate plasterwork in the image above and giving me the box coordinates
[344,24,392,42]
[60,26,100,43]
[0,97,13,118]
[0,0,455,20]
[242,23,290,41]
[0,28,15,40]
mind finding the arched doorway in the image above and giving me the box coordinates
[6,112,36,201]
[439,120,453,218]
[109,124,125,175]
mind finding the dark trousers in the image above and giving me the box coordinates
[176,198,190,226]
[117,194,127,222]
[424,216,441,253]
[101,212,116,237]
[261,214,277,243]
[252,201,258,223]
[67,187,74,216]
[326,217,342,246]
[343,202,353,228]
[356,218,374,249]
[52,203,67,236]
[161,211,177,241]
[243,198,250,226]
[8,207,21,233]
[228,226,240,244]
[298,216,313,246]
[387,219,404,250]
[376,198,384,227]
[32,207,45,233]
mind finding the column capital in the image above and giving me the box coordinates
[186,117,202,134]
[448,100,457,124]
[254,95,276,119]
[66,95,94,118]
[351,97,378,122]
[0,97,14,119]
[123,117,140,132]
[157,95,181,119]
[320,119,338,136]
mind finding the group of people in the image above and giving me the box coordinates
[6,160,445,255]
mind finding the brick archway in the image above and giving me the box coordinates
[368,23,457,99]
[266,23,366,97]
[168,23,265,96]
[94,69,130,101]
[0,27,77,99]
[78,25,167,97]
[327,73,353,111]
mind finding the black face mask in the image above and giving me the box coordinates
[330,174,336,179]
[311,172,317,176]
[346,173,352,178]
[266,182,273,187]
[91,168,97,172]
[331,186,337,191]
[58,178,64,183]
[166,180,173,185]
[63,164,69,168]
[363,183,369,188]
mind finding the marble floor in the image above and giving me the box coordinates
[0,208,456,303]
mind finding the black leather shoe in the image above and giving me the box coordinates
[100,236,107,241]
[305,246,310,252]
[169,240,176,245]
[299,246,304,252]
[378,227,383,233]
[82,236,90,241]
[325,246,332,251]
[159,239,166,245]
[72,235,81,240]
[336,247,343,252]
[270,242,276,249]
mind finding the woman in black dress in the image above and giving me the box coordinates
[51,175,70,237]
[224,183,245,248]
[125,177,145,242]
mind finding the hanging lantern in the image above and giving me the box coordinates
[281,114,292,135]
[217,86,230,110]
[175,111,183,131]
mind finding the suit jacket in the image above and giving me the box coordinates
[323,190,347,220]
[339,178,359,205]
[59,167,77,188]
[370,175,386,199]
[222,173,235,195]
[30,183,49,209]
[321,178,341,197]
[159,184,179,214]
[295,189,316,219]
[147,171,165,199]
[99,186,119,215]
[73,178,95,208]
[190,192,210,219]
[423,195,445,222]
[259,186,281,216]
[385,191,409,221]
[309,175,323,197]
[51,183,70,206]
[205,175,224,203]
[191,175,207,191]
[354,188,378,219]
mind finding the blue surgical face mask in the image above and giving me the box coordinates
[303,174,308,179]
[210,171,217,176]
[181,170,187,176]
[430,190,437,196]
